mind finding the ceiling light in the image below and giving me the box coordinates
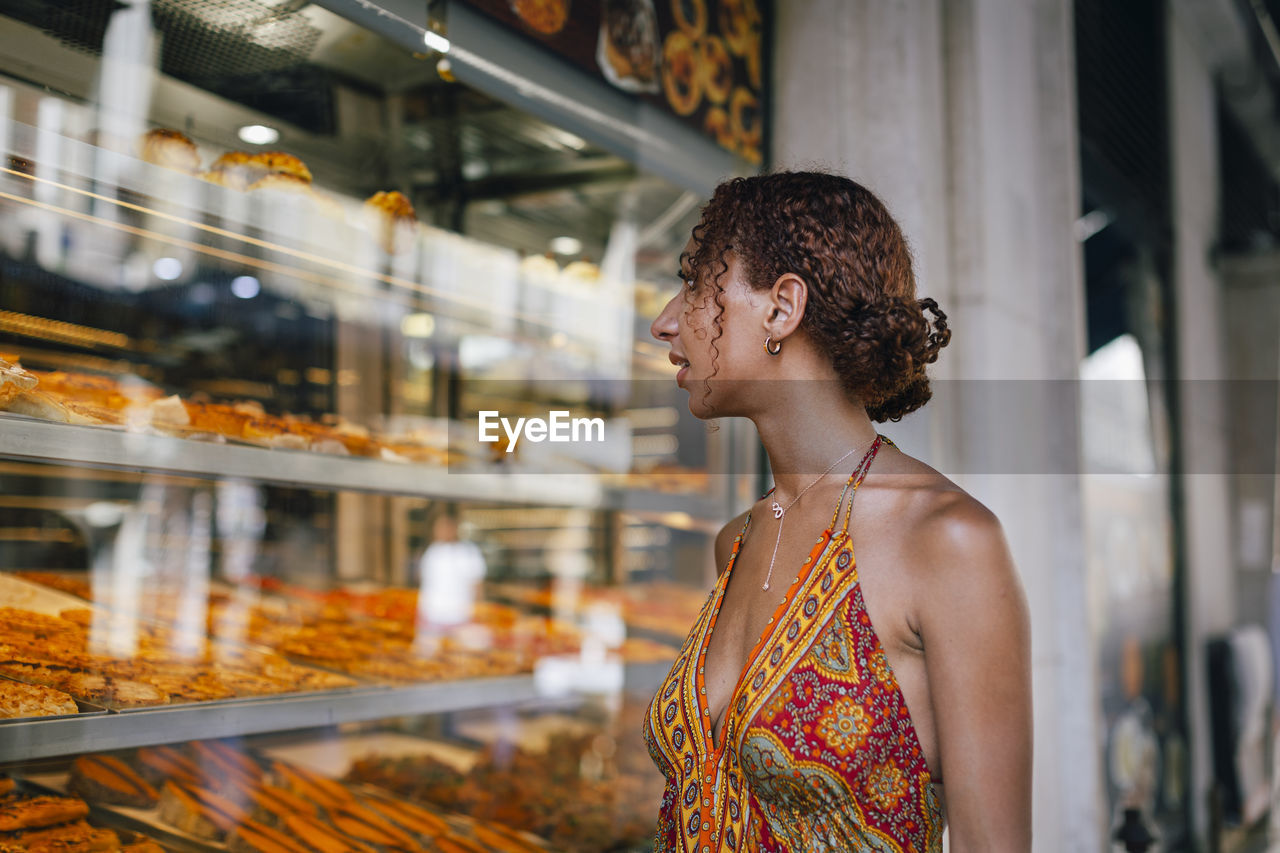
[423,30,451,53]
[153,257,183,280]
[401,312,436,338]
[238,124,279,146]
[550,236,583,255]
[231,275,260,299]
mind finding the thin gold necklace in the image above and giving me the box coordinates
[760,436,877,591]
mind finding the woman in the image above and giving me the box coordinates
[643,172,1032,852]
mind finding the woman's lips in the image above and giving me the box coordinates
[676,364,689,385]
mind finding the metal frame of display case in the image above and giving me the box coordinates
[0,417,725,519]
[0,662,672,762]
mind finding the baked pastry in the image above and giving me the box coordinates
[67,755,159,808]
[697,35,732,104]
[156,781,246,840]
[0,679,78,719]
[14,572,91,601]
[248,785,317,826]
[272,763,351,811]
[326,802,417,851]
[0,796,90,831]
[206,151,312,192]
[704,106,732,148]
[228,819,309,853]
[3,819,119,852]
[362,797,447,838]
[281,813,375,853]
[134,746,203,787]
[120,841,165,853]
[189,740,263,791]
[510,0,569,35]
[661,31,701,116]
[0,780,13,798]
[0,357,37,409]
[247,172,313,195]
[600,0,660,86]
[717,0,759,55]
[57,673,168,709]
[138,128,201,174]
[362,191,417,254]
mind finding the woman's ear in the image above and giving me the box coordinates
[766,273,808,338]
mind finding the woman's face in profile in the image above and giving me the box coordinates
[650,238,768,418]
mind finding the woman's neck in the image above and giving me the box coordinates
[751,383,879,501]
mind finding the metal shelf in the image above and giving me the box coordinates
[0,662,671,762]
[0,416,723,520]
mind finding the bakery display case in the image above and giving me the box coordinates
[0,1,762,851]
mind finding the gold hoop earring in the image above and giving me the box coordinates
[764,335,782,356]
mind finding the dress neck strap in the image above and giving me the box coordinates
[828,434,891,534]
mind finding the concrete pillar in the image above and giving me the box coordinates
[773,1,1103,848]
[1168,6,1237,846]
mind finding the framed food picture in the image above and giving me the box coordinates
[461,0,765,163]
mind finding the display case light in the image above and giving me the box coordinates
[401,312,436,338]
[423,30,451,54]
[153,257,183,281]
[231,275,261,299]
[550,236,582,255]
[238,124,280,145]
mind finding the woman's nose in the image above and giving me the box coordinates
[650,293,679,343]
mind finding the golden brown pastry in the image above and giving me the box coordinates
[120,841,165,853]
[3,818,119,852]
[362,191,417,254]
[0,796,90,832]
[134,746,203,787]
[362,797,448,838]
[248,785,318,826]
[156,781,246,840]
[271,763,351,811]
[189,740,263,791]
[247,173,312,195]
[281,813,375,853]
[326,802,417,851]
[138,128,201,174]
[697,35,732,104]
[67,755,159,808]
[0,679,78,719]
[205,151,312,191]
[0,357,37,409]
[228,820,310,853]
[511,0,569,35]
[661,31,701,116]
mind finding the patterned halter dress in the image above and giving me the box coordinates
[643,434,944,852]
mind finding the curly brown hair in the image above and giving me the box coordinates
[684,171,951,422]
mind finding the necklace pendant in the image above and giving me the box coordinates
[761,582,770,591]
[770,501,783,519]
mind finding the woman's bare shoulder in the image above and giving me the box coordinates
[873,445,1011,573]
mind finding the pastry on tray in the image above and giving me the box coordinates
[67,755,159,808]
[0,795,90,832]
[138,128,201,175]
[227,819,309,853]
[156,780,247,840]
[362,190,417,254]
[281,813,376,853]
[0,818,120,852]
[0,679,78,719]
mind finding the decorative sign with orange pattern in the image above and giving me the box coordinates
[461,0,765,163]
